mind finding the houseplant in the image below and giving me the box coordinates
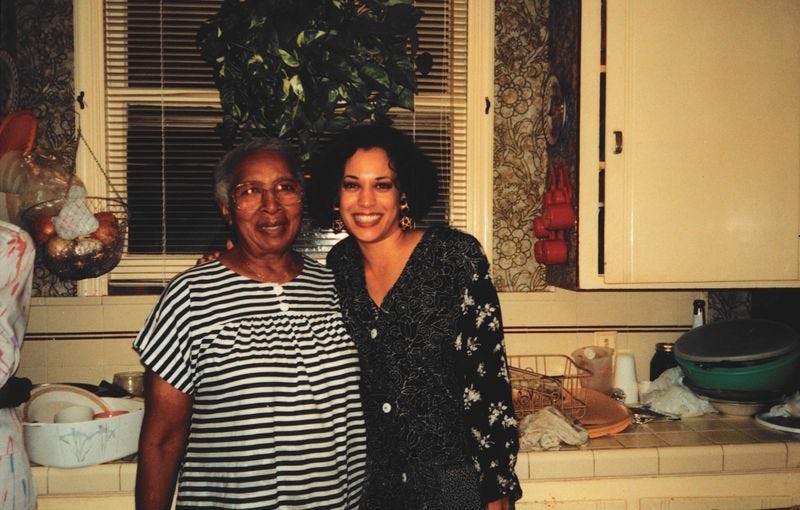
[197,0,431,161]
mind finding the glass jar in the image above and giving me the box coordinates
[649,342,677,381]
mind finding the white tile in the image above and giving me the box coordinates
[593,448,658,477]
[722,443,787,472]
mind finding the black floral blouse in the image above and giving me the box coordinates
[327,226,521,509]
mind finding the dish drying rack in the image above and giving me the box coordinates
[508,354,592,421]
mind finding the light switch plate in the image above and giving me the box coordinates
[594,331,617,351]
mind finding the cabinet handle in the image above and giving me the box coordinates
[613,131,623,154]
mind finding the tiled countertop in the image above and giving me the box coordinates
[516,414,800,480]
[32,415,800,506]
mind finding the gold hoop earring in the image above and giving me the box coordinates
[399,196,414,231]
[332,206,345,234]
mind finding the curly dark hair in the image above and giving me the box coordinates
[308,124,439,228]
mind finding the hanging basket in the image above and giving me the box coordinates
[22,196,128,280]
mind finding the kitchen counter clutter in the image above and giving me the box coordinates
[31,414,800,510]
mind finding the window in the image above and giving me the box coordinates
[74,1,492,294]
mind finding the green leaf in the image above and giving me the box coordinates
[360,63,390,90]
[279,49,300,68]
[282,78,291,99]
[396,87,414,110]
[247,54,264,65]
[296,30,326,47]
[326,87,340,107]
[389,57,416,88]
[248,16,266,30]
[289,75,305,102]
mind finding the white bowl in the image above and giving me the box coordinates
[22,383,110,423]
[707,399,771,417]
[22,397,144,468]
[53,405,95,423]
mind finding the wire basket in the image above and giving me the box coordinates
[22,196,128,280]
[508,354,592,421]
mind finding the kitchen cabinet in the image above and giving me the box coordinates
[578,0,800,288]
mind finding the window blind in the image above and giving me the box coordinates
[102,0,468,290]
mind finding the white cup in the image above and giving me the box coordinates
[54,405,95,423]
[613,352,639,404]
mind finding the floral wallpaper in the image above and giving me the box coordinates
[707,290,750,323]
[493,0,579,291]
[493,0,550,291]
[6,0,77,296]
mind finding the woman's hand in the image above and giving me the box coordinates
[195,240,234,266]
[195,251,222,266]
[486,497,511,510]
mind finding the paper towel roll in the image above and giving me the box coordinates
[614,352,639,404]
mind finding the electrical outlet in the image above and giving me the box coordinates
[594,331,617,351]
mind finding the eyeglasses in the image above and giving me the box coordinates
[232,180,303,210]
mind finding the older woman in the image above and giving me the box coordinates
[309,125,522,509]
[134,138,366,509]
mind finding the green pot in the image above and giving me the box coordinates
[676,347,800,392]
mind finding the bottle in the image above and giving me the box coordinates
[692,299,706,328]
[649,342,677,381]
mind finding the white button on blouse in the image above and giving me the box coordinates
[382,402,392,413]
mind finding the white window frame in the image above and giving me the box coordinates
[72,0,493,297]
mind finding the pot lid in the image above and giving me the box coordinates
[674,319,800,363]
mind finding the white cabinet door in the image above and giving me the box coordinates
[579,0,800,288]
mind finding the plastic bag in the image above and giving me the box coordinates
[51,185,98,240]
[638,367,717,417]
[761,391,800,418]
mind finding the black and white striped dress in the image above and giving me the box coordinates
[134,257,367,509]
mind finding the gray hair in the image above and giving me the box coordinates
[213,138,303,209]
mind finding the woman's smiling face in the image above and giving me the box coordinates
[339,147,403,245]
[222,149,303,257]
